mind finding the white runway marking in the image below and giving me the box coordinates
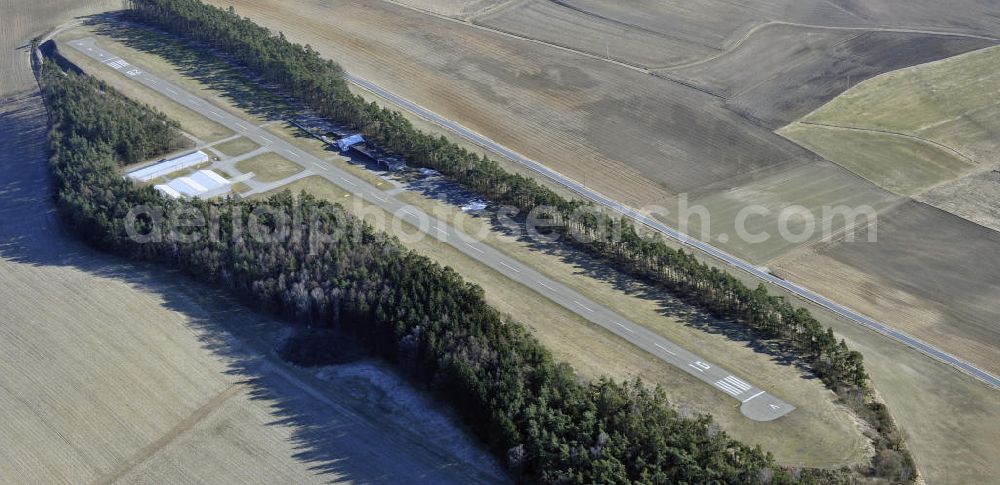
[283,149,300,159]
[371,193,387,202]
[339,177,357,186]
[714,380,743,396]
[464,242,484,254]
[499,261,520,273]
[614,322,634,333]
[654,343,676,355]
[537,281,555,291]
[689,361,711,372]
[573,300,594,313]
[434,226,448,236]
[723,376,751,392]
[741,391,765,403]
[165,87,177,95]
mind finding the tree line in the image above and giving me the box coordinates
[123,0,867,392]
[41,61,806,483]
[113,0,917,479]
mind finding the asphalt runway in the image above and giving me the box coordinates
[346,74,1000,392]
[68,37,796,421]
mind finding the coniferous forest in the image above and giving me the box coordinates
[44,0,919,480]
[123,0,868,392]
[41,63,793,484]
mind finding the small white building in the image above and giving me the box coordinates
[153,184,181,199]
[128,150,211,182]
[155,170,232,199]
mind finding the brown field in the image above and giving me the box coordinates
[917,167,1000,233]
[782,45,1000,201]
[476,0,718,67]
[772,201,1000,377]
[390,0,507,19]
[657,161,903,264]
[0,0,119,96]
[0,5,504,482]
[667,23,993,127]
[209,0,819,209]
[0,90,504,484]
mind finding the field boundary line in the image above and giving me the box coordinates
[91,384,243,485]
[795,120,979,164]
[655,20,1000,71]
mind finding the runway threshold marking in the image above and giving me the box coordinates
[741,391,765,403]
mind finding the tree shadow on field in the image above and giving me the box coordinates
[0,92,503,483]
[72,11,822,383]
[86,12,299,125]
[483,208,816,378]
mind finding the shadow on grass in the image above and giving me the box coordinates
[0,82,504,484]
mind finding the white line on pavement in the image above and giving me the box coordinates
[340,177,357,186]
[741,391,765,403]
[499,261,520,273]
[654,343,676,355]
[537,281,555,291]
[614,322,635,333]
[464,242,484,254]
[724,376,751,391]
[573,300,594,313]
[715,381,742,396]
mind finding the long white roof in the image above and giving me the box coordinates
[128,150,210,182]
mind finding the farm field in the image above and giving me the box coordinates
[656,161,903,264]
[206,0,820,210]
[475,0,719,67]
[781,45,1000,199]
[0,91,503,485]
[778,123,978,197]
[0,3,505,482]
[917,168,1000,232]
[772,201,1000,377]
[666,23,993,127]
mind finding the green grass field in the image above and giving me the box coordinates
[235,152,303,182]
[211,136,260,157]
[781,45,1000,196]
